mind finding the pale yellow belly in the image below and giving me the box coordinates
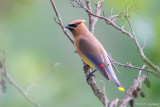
[78,51,95,69]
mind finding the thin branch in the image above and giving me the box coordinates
[125,0,135,37]
[5,73,40,107]
[50,0,74,44]
[70,1,82,8]
[139,65,147,76]
[0,50,40,107]
[27,63,59,92]
[1,50,7,75]
[85,0,92,12]
[86,0,104,33]
[108,53,153,75]
[109,8,124,23]
[54,17,60,25]
[109,98,119,107]
[113,62,154,74]
[85,0,94,33]
[100,80,109,107]
[141,36,146,50]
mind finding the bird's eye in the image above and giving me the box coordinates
[75,23,79,27]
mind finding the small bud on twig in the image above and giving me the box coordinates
[140,91,146,98]
[132,90,138,98]
[136,87,141,91]
[129,99,134,107]
[144,78,151,88]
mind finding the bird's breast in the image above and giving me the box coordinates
[74,35,96,69]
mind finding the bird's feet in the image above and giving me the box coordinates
[86,69,97,81]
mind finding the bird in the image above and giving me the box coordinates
[65,19,124,91]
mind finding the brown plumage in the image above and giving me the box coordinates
[65,19,124,91]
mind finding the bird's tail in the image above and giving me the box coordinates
[104,57,125,91]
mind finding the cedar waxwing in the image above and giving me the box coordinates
[65,20,124,91]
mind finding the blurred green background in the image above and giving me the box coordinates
[0,0,160,107]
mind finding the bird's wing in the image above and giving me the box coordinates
[79,36,110,80]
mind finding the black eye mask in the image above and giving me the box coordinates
[65,23,80,31]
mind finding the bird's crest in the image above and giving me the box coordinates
[70,19,86,24]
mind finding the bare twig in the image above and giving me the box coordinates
[109,8,124,23]
[86,0,104,33]
[70,1,81,8]
[91,0,104,33]
[0,50,40,107]
[119,75,147,107]
[108,53,153,75]
[50,0,74,44]
[100,80,109,107]
[5,73,40,107]
[109,98,119,107]
[1,50,7,75]
[124,0,135,37]
[142,37,146,50]
[139,65,147,76]
[27,63,59,92]
[113,62,154,75]
[85,0,94,33]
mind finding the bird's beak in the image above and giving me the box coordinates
[65,25,70,29]
[65,25,72,29]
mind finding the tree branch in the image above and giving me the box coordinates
[70,0,160,78]
[85,0,93,33]
[84,64,109,106]
[5,72,40,107]
[0,50,59,107]
[113,62,156,75]
[50,0,74,44]
[0,50,40,107]
[27,63,59,92]
[119,75,147,107]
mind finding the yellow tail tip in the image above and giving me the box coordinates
[118,87,125,91]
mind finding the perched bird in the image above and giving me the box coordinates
[65,19,124,91]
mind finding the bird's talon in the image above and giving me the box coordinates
[83,64,90,71]
[86,71,95,81]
